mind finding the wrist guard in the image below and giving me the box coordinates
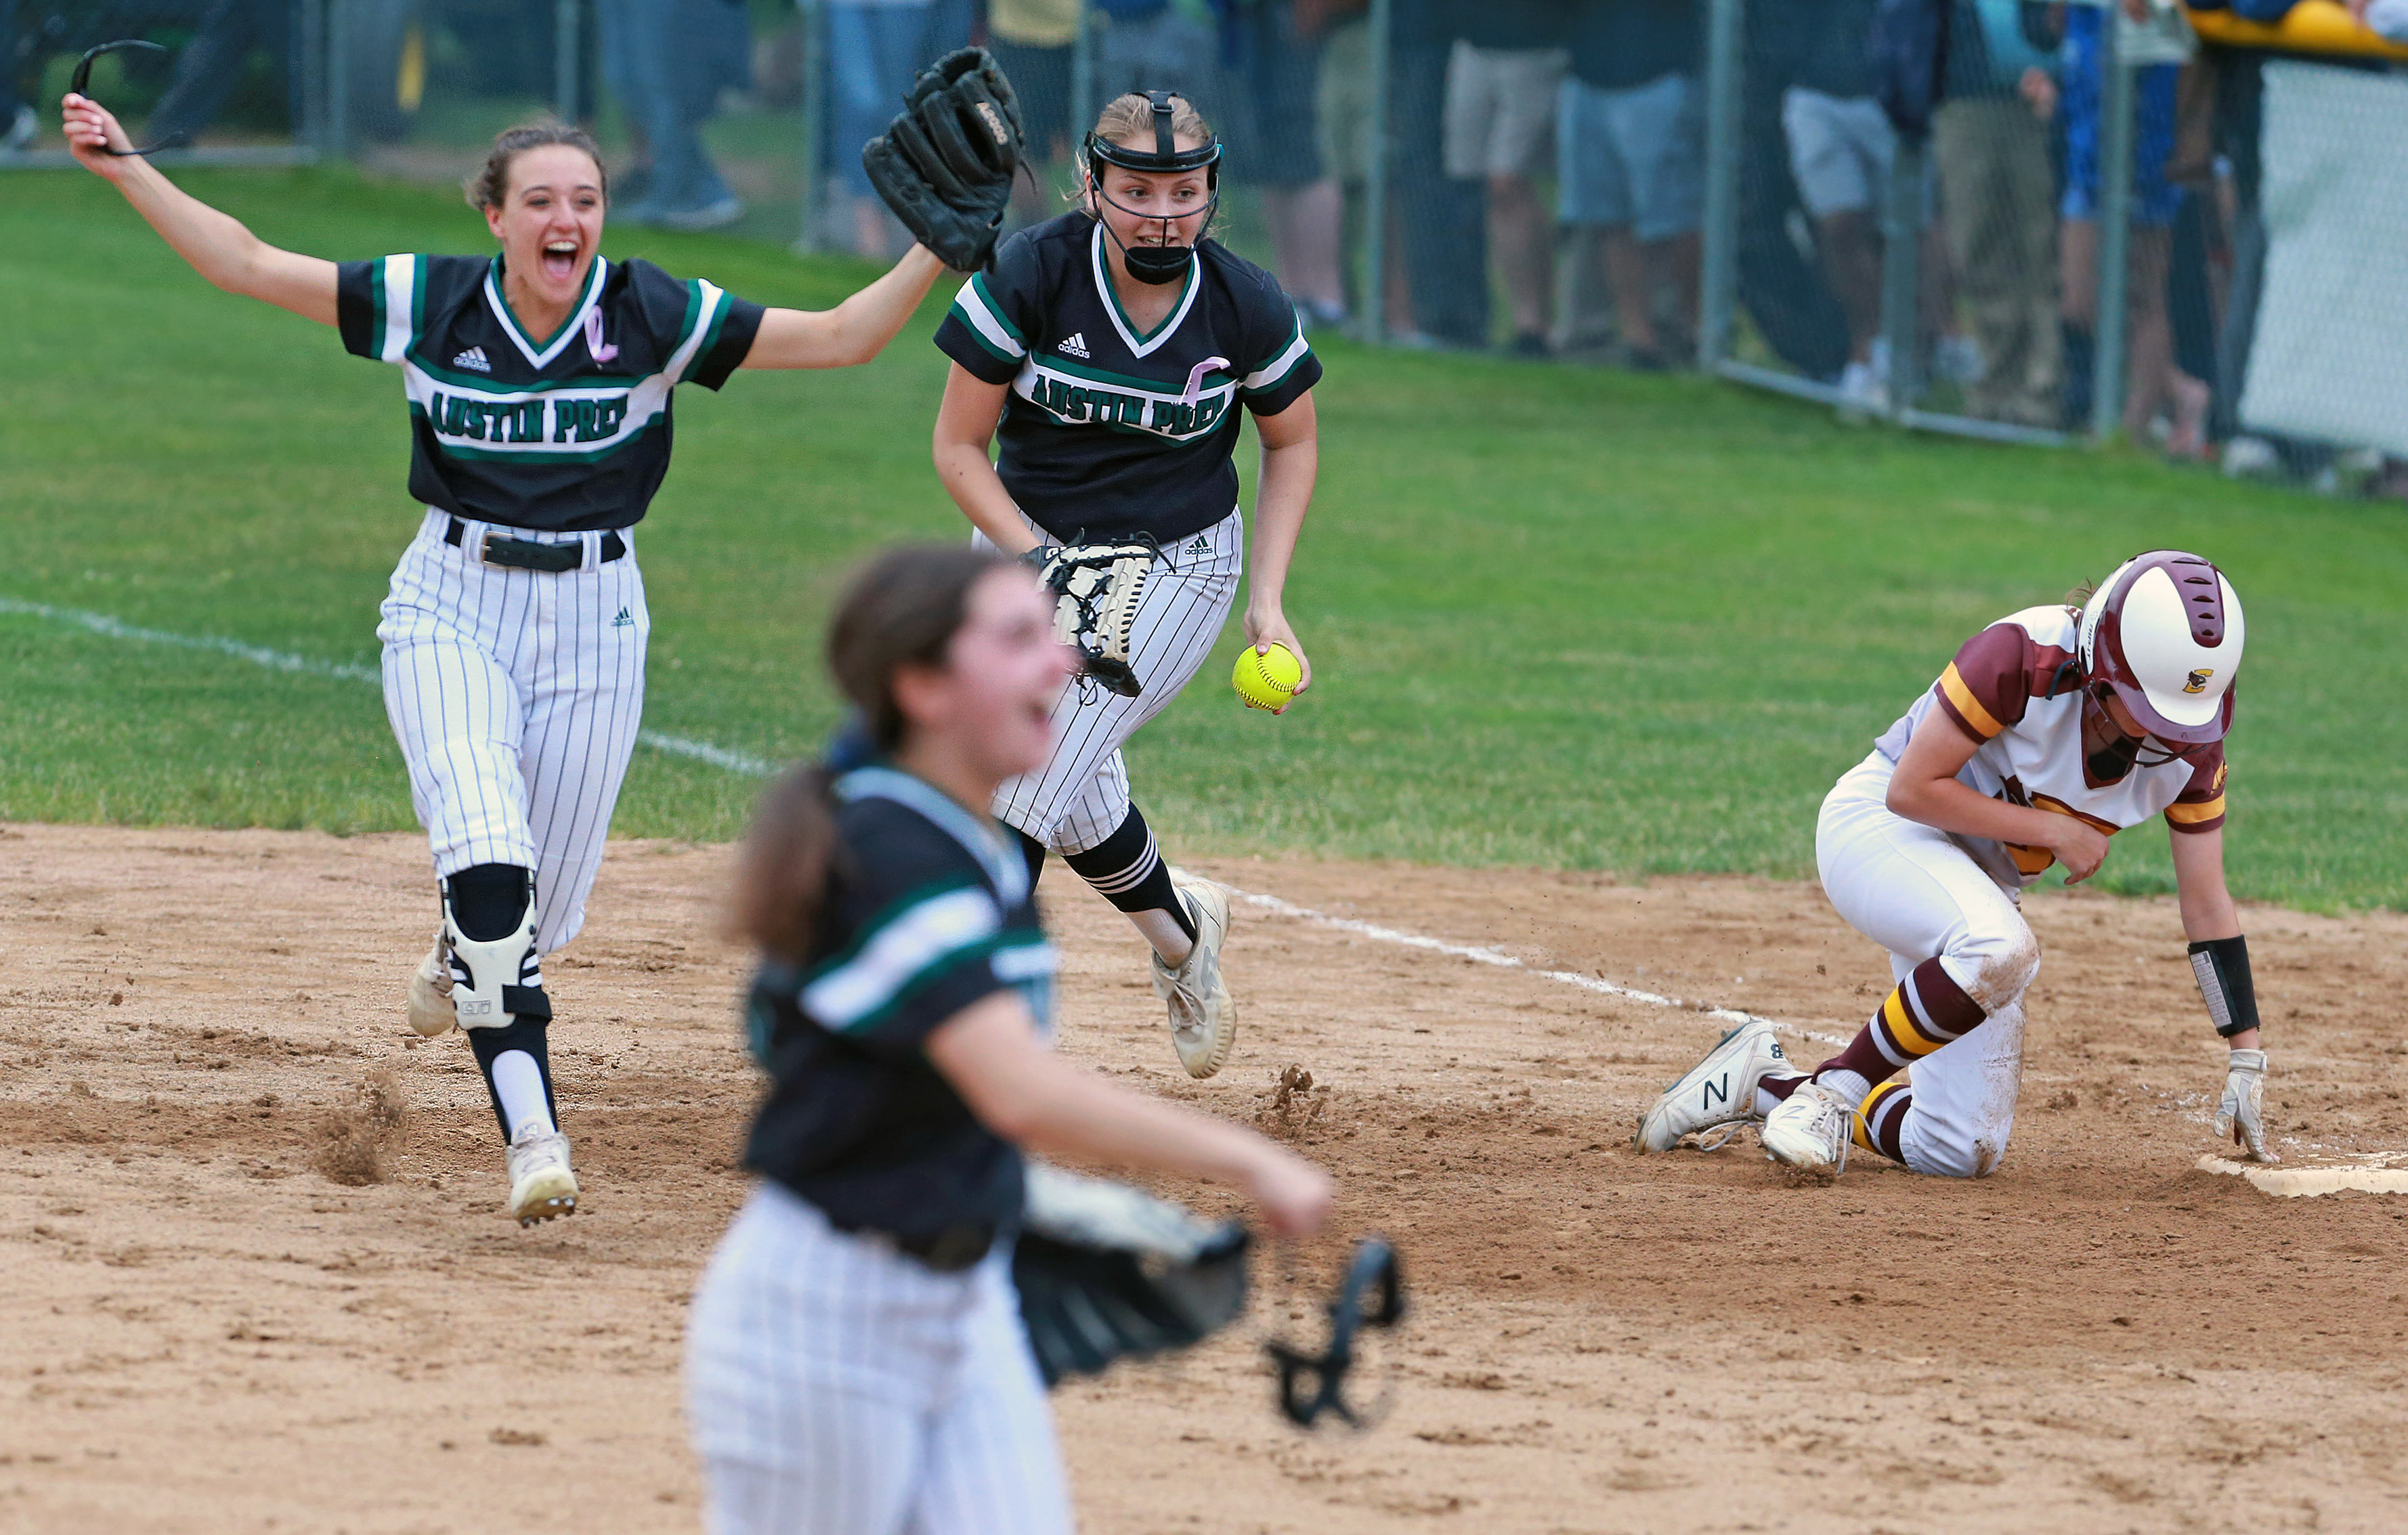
[2188,934,2261,1039]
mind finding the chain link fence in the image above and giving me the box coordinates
[7,0,2403,487]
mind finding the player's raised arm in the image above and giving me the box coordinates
[742,45,1017,372]
[62,92,337,325]
[737,246,947,370]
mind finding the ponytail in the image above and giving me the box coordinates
[733,762,846,964]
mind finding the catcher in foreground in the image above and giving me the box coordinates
[1639,552,2270,1177]
[685,545,1333,1534]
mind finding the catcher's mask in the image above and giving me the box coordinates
[1083,91,1220,286]
[70,41,186,156]
[2057,550,2244,768]
[1266,1237,1406,1429]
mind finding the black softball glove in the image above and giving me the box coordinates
[1013,1164,1250,1387]
[861,47,1025,272]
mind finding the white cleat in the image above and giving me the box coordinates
[507,1127,580,1226]
[1151,870,1235,1080]
[1760,1079,1855,1175]
[406,936,456,1037]
[1635,1021,1797,1153]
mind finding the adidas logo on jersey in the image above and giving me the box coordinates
[1057,332,1090,360]
[1186,536,1209,555]
[610,607,633,628]
[452,346,492,372]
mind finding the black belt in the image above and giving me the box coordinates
[836,1219,997,1274]
[447,516,626,572]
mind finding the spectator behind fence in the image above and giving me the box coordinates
[2052,0,2207,447]
[823,0,972,256]
[1781,0,1893,407]
[1391,0,1492,346]
[1094,0,1216,100]
[1930,0,2062,426]
[1556,0,1704,370]
[1444,0,1572,356]
[601,0,752,230]
[988,0,1077,228]
[1218,0,1350,328]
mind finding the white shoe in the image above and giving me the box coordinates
[1151,871,1235,1079]
[1635,1022,1797,1153]
[1837,360,1890,419]
[1760,1079,1855,1174]
[406,936,456,1037]
[507,1127,579,1226]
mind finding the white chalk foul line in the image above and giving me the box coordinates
[0,597,780,777]
[1228,888,1852,1048]
[8,594,1838,1045]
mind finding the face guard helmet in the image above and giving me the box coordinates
[1083,91,1221,286]
[2074,550,2244,766]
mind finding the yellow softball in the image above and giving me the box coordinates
[1232,642,1303,712]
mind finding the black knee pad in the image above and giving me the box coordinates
[446,863,531,942]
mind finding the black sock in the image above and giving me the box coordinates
[446,863,531,940]
[1061,805,1195,942]
[1013,828,1047,890]
[465,1016,556,1140]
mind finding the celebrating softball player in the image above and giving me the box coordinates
[930,90,1323,1081]
[1639,551,2271,1177]
[686,545,1331,1534]
[60,68,1010,1222]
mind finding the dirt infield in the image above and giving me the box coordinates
[4,824,2407,1534]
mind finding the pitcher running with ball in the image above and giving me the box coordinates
[930,91,1323,1081]
[1639,551,2274,1177]
[63,53,1025,1224]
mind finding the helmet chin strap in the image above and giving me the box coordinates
[2084,685,2197,769]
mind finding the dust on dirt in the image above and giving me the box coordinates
[4,824,2408,1534]
[309,1066,410,1185]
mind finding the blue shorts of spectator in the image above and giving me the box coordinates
[1557,71,1706,241]
[2059,7,2183,227]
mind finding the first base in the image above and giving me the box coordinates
[2197,1152,2408,1198]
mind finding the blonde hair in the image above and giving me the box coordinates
[1075,92,1218,217]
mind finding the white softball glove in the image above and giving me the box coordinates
[2213,1047,2276,1163]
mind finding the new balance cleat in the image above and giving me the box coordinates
[1636,1020,1797,1153]
[1760,1079,1855,1174]
[1151,870,1235,1079]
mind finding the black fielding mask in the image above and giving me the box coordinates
[1084,91,1221,286]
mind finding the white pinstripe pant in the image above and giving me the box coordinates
[982,509,1243,855]
[687,1182,1073,1535]
[377,509,649,955]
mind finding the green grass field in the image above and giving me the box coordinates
[3,166,2403,911]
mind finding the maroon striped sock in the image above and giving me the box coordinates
[1851,1081,1913,1161]
[1813,957,1986,1089]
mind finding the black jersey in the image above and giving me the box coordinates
[740,766,1055,1238]
[934,213,1321,544]
[334,253,764,534]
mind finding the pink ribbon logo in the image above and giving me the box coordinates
[584,308,618,364]
[1182,356,1230,406]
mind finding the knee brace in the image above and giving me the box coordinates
[441,865,551,1030]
